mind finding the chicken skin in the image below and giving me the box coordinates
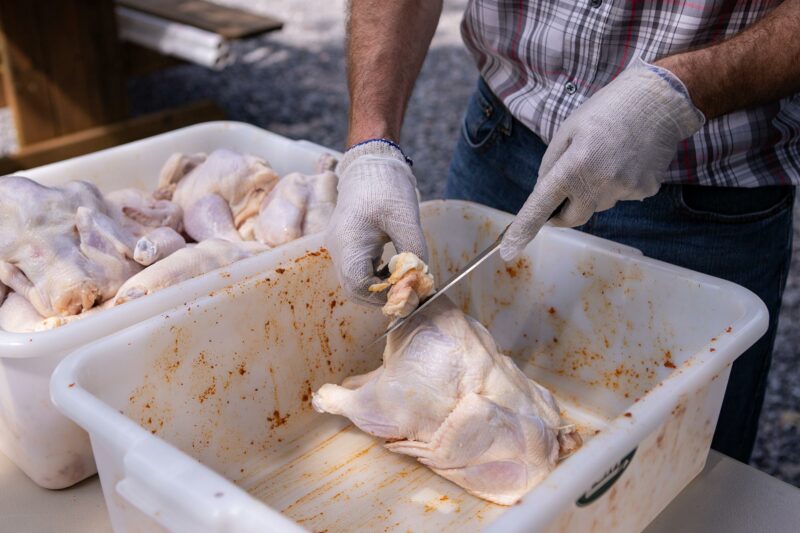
[369,252,435,318]
[114,239,267,304]
[157,149,280,242]
[313,297,581,505]
[251,156,338,246]
[0,177,140,317]
[317,254,580,505]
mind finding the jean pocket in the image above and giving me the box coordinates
[461,80,510,151]
[673,184,795,224]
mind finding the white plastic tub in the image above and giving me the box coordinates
[0,122,333,488]
[52,200,768,532]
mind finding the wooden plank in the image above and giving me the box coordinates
[0,0,129,146]
[123,42,186,77]
[0,44,5,107]
[118,0,283,40]
[0,100,224,175]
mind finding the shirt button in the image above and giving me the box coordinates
[565,82,577,94]
[590,0,602,7]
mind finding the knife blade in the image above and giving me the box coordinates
[367,199,566,348]
[368,224,509,347]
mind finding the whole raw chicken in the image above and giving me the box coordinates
[156,149,279,242]
[0,176,141,317]
[314,255,581,505]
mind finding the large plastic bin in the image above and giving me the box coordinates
[51,200,768,532]
[0,122,333,488]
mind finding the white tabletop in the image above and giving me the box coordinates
[1,449,798,532]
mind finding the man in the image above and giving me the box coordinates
[326,1,800,462]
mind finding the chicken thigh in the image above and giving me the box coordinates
[0,176,140,317]
[315,256,580,505]
[158,149,280,241]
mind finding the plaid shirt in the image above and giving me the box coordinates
[461,0,800,186]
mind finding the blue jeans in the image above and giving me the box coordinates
[446,78,795,463]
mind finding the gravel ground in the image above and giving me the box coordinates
[2,0,798,485]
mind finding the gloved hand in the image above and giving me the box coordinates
[326,140,428,305]
[499,58,705,261]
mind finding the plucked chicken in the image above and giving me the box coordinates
[0,177,140,317]
[0,292,113,332]
[0,292,49,332]
[156,149,279,242]
[104,188,183,236]
[253,172,309,246]
[0,149,338,332]
[103,188,186,266]
[132,227,186,267]
[302,153,338,235]
[314,254,581,505]
[250,154,338,246]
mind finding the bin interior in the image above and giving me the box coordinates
[72,202,749,531]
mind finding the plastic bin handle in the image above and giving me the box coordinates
[116,438,301,533]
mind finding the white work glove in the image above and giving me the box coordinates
[326,140,428,305]
[499,57,705,261]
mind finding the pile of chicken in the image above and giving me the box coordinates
[0,149,337,333]
[314,253,581,505]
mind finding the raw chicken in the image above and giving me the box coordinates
[114,239,268,304]
[0,150,338,329]
[368,252,435,318]
[104,188,187,266]
[0,292,48,332]
[313,296,581,505]
[155,152,207,198]
[302,173,337,236]
[302,154,338,235]
[104,188,183,236]
[158,149,280,241]
[0,292,113,332]
[183,193,243,242]
[251,154,338,245]
[0,176,140,317]
[75,206,143,297]
[253,172,309,246]
[133,227,187,266]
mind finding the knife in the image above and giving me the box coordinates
[368,201,565,347]
[368,224,509,346]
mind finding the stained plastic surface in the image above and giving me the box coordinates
[52,200,768,531]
